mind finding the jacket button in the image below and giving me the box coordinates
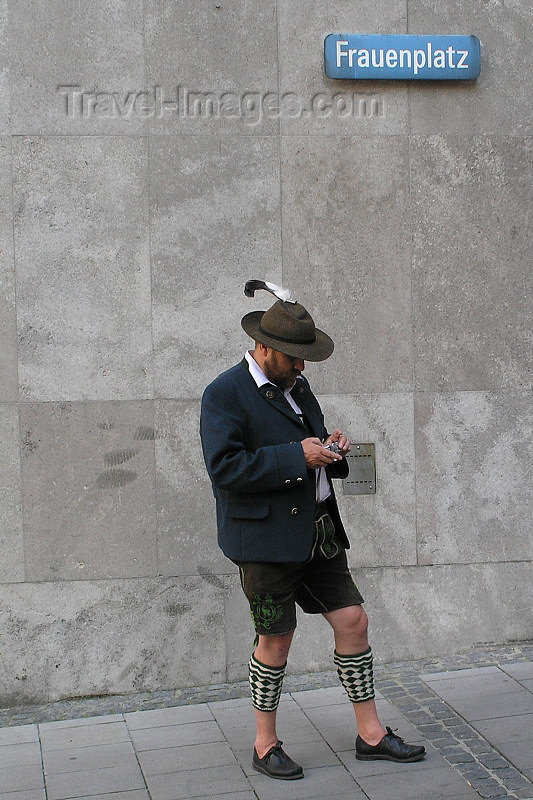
[297,477,303,483]
[291,507,299,515]
[285,479,291,484]
[266,390,275,399]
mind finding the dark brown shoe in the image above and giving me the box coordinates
[356,727,426,763]
[252,740,304,780]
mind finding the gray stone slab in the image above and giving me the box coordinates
[444,689,533,722]
[501,663,533,681]
[215,701,323,751]
[144,0,279,135]
[149,135,281,399]
[353,563,533,661]
[408,0,533,136]
[0,138,17,402]
[415,392,533,564]
[421,671,523,700]
[20,401,157,581]
[125,704,212,730]
[42,741,138,775]
[356,764,480,800]
[129,720,225,752]
[136,741,237,776]
[46,763,146,800]
[0,577,226,706]
[0,4,8,132]
[41,714,124,730]
[472,712,533,745]
[0,725,39,745]
[0,764,44,793]
[0,793,45,800]
[72,794,150,800]
[0,404,24,583]
[185,795,256,800]
[145,764,251,800]
[300,702,358,731]
[224,573,260,682]
[250,765,366,800]
[421,667,501,682]
[319,393,416,568]
[0,741,42,769]
[292,685,346,708]
[501,739,533,771]
[411,136,533,392]
[13,136,152,401]
[281,136,413,395]
[9,0,145,135]
[40,720,130,752]
[277,0,409,136]
[155,400,228,577]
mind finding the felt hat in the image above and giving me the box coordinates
[241,299,334,361]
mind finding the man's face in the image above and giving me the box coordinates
[263,348,305,390]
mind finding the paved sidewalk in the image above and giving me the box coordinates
[1,643,532,800]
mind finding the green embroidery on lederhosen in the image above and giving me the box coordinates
[250,592,283,630]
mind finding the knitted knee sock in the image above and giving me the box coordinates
[334,647,375,703]
[248,653,286,712]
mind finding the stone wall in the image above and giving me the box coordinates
[0,0,531,706]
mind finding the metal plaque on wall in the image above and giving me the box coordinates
[343,443,376,495]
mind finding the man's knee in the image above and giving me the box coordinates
[330,605,369,638]
[256,631,294,665]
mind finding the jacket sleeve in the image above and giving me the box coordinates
[200,379,309,494]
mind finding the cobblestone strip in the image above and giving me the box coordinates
[376,664,533,800]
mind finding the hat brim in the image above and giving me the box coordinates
[241,310,334,362]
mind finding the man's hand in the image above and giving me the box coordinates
[301,437,343,468]
[325,429,351,456]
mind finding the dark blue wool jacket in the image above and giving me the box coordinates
[200,360,349,563]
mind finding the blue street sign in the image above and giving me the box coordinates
[324,34,480,81]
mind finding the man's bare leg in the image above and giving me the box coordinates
[323,605,387,745]
[252,631,294,757]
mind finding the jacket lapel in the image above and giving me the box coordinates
[292,383,323,437]
[258,383,307,429]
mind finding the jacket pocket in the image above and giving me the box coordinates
[228,502,270,520]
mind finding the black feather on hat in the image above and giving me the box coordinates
[241,280,334,362]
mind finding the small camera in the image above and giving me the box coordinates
[323,442,341,454]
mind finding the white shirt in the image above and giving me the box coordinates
[245,351,331,502]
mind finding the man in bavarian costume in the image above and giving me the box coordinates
[200,281,425,780]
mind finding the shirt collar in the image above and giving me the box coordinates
[244,351,302,400]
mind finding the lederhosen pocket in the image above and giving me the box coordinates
[314,510,340,560]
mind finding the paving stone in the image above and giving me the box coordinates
[45,764,146,800]
[0,725,39,744]
[40,721,131,751]
[124,704,213,730]
[500,663,533,680]
[357,765,480,800]
[0,764,45,793]
[129,720,225,752]
[42,741,139,775]
[69,794,150,800]
[0,792,45,800]
[136,742,237,776]
[145,764,251,800]
[0,741,42,768]
[40,715,124,730]
[250,765,366,800]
